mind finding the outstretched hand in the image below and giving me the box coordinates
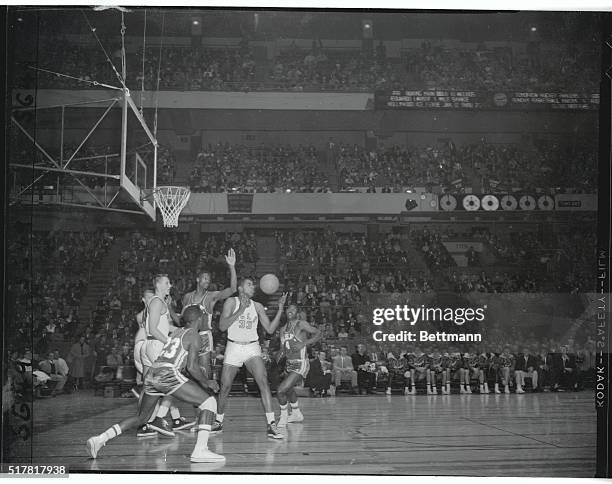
[278,292,289,308]
[225,248,236,266]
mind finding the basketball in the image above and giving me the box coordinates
[260,274,280,294]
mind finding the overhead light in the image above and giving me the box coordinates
[192,20,200,26]
[530,26,537,32]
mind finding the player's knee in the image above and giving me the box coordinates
[198,396,217,413]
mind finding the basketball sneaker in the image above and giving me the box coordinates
[137,424,156,438]
[267,423,284,439]
[287,409,304,423]
[190,448,226,463]
[148,417,175,437]
[86,435,105,459]
[210,421,223,434]
[173,417,195,430]
[385,387,392,395]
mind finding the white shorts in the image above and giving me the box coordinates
[223,341,261,368]
[141,339,164,369]
[134,340,145,374]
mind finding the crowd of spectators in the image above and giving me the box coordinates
[276,229,433,339]
[189,143,330,193]
[19,35,599,95]
[132,45,257,91]
[336,142,465,192]
[406,42,599,93]
[19,41,257,91]
[465,140,597,193]
[431,224,596,293]
[269,43,405,92]
[412,229,456,272]
[5,228,114,399]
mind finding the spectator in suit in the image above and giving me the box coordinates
[332,346,357,393]
[39,351,68,396]
[536,345,554,391]
[352,343,376,394]
[552,345,578,391]
[514,347,539,393]
[307,351,333,396]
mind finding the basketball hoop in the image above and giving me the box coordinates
[153,186,191,228]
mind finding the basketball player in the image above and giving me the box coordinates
[440,351,452,394]
[499,346,515,394]
[212,278,288,439]
[86,306,224,463]
[403,347,417,395]
[459,350,473,394]
[133,289,158,438]
[134,289,154,378]
[426,347,443,394]
[276,304,321,427]
[182,249,237,379]
[141,274,190,436]
[411,346,428,394]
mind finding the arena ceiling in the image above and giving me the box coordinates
[10,7,602,44]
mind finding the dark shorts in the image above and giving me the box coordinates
[144,366,188,396]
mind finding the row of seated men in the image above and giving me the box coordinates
[284,343,590,396]
[66,341,591,399]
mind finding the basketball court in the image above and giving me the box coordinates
[13,391,596,476]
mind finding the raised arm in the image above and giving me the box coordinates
[214,248,237,302]
[148,298,169,344]
[254,293,288,335]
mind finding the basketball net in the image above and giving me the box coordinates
[153,186,191,228]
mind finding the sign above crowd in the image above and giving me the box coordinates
[375,90,599,111]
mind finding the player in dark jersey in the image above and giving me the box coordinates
[449,350,464,393]
[276,304,321,427]
[440,351,452,394]
[385,346,408,395]
[86,306,223,463]
[427,347,443,394]
[182,249,237,380]
[411,347,428,394]
[404,348,417,395]
[478,351,494,394]
[181,249,236,431]
[499,346,515,393]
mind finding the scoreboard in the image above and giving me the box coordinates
[375,90,599,110]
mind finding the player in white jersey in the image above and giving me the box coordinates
[141,274,191,436]
[182,249,237,380]
[132,289,161,438]
[134,289,155,376]
[212,278,288,439]
[86,306,224,463]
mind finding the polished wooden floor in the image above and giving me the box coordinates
[14,390,596,476]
